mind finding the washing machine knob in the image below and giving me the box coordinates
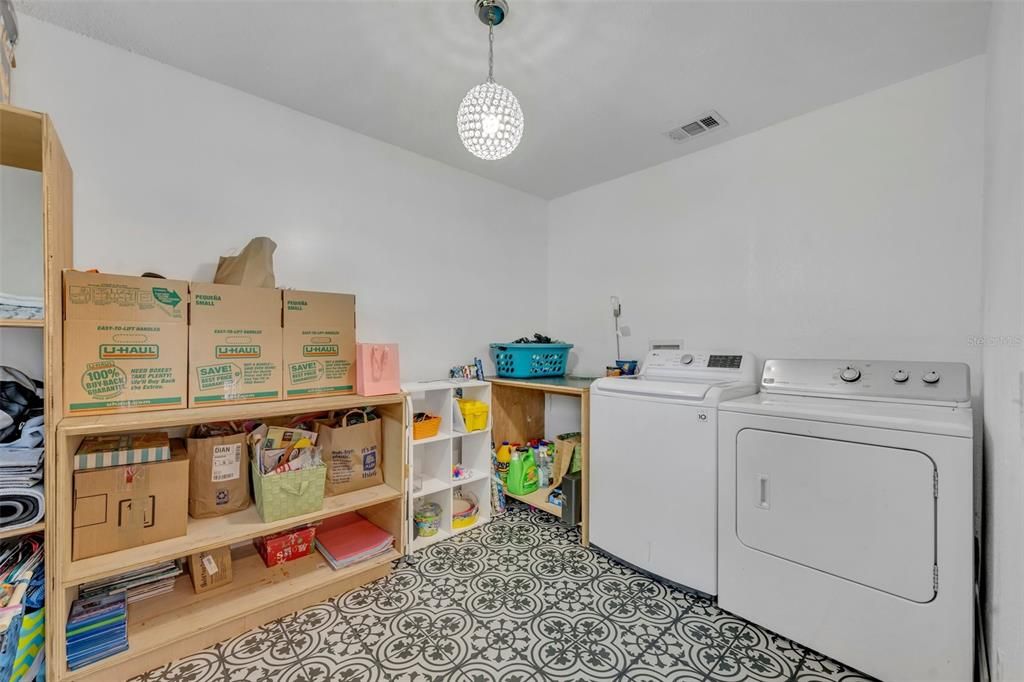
[892,369,910,383]
[923,370,941,384]
[840,366,861,383]
[680,353,694,365]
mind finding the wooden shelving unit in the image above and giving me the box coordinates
[0,102,74,681]
[52,394,408,681]
[403,380,493,553]
[489,376,592,544]
[0,318,44,328]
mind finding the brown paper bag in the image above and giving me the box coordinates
[552,432,581,489]
[186,432,251,518]
[214,237,277,287]
[315,411,383,496]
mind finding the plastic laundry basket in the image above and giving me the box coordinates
[490,343,573,378]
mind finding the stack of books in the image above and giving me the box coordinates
[315,512,394,570]
[66,593,128,671]
[79,561,182,605]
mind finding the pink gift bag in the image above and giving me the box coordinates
[356,343,401,396]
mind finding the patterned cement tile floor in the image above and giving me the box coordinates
[131,502,874,682]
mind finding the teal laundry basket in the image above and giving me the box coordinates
[490,343,573,378]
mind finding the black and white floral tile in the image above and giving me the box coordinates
[131,502,876,682]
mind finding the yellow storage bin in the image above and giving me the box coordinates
[457,399,489,432]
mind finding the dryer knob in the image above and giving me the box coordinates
[892,369,910,383]
[840,366,861,383]
[923,370,941,384]
[680,354,694,365]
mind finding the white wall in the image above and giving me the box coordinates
[980,3,1024,680]
[548,57,986,382]
[10,17,548,382]
[0,167,43,298]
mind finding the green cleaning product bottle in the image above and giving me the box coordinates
[507,447,539,496]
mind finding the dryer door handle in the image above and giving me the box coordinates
[757,474,770,510]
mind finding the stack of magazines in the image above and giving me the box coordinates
[314,512,393,570]
[65,593,127,671]
[79,561,181,605]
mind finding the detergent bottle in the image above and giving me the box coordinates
[496,441,512,485]
[507,446,539,496]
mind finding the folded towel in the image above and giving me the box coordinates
[0,294,43,309]
[0,485,44,529]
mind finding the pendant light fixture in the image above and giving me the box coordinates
[457,0,524,160]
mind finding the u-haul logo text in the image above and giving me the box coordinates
[100,344,159,359]
[303,344,338,357]
[215,345,261,359]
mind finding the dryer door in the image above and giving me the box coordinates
[735,429,936,603]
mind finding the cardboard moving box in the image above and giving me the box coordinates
[72,442,189,561]
[189,283,283,407]
[63,271,188,414]
[283,290,356,399]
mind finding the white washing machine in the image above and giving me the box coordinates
[718,359,973,682]
[590,349,757,595]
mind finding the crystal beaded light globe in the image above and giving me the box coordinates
[457,80,524,161]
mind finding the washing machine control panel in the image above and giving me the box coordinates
[641,350,757,383]
[760,359,970,404]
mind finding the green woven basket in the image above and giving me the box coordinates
[251,460,327,523]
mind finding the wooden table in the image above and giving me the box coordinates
[488,376,594,545]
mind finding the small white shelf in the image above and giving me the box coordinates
[452,427,491,437]
[413,476,450,498]
[413,431,453,445]
[411,528,451,552]
[451,469,489,486]
[403,379,493,559]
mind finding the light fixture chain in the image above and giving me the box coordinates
[488,21,494,82]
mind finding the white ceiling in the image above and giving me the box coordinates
[18,0,990,198]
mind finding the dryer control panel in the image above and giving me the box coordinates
[761,359,970,405]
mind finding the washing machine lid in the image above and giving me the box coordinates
[735,429,937,603]
[592,377,719,401]
[720,393,972,437]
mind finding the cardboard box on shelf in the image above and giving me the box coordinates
[187,546,233,594]
[188,283,283,407]
[63,271,188,415]
[72,442,189,561]
[282,290,356,399]
[74,432,171,471]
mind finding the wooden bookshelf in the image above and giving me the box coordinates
[0,318,44,328]
[0,102,74,682]
[53,395,408,681]
[63,545,399,682]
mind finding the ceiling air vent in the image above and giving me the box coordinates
[664,110,727,144]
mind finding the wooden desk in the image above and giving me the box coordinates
[488,376,594,545]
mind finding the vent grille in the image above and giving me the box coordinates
[664,110,727,144]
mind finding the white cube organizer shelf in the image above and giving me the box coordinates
[404,380,494,553]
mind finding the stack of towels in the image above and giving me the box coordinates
[0,415,44,531]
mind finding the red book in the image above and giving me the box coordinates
[316,512,393,565]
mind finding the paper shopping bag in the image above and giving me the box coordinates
[214,237,277,288]
[315,411,384,496]
[356,343,400,396]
